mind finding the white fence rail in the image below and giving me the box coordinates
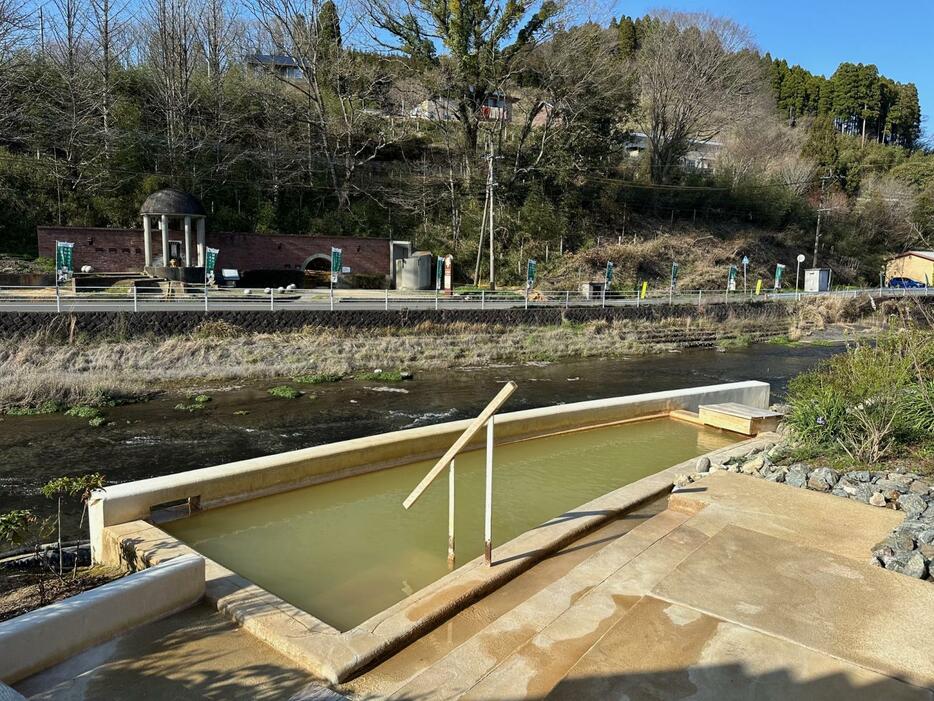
[0,284,929,313]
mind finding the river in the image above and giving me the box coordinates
[0,342,841,538]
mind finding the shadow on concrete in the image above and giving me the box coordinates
[542,664,926,700]
[15,603,309,701]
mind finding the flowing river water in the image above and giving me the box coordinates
[0,342,842,539]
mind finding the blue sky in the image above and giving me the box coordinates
[618,1,933,140]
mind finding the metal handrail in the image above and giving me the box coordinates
[403,381,517,567]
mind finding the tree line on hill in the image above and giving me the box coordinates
[0,0,931,285]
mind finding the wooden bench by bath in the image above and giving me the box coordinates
[696,403,782,436]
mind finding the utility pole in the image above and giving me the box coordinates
[487,138,496,291]
[39,7,45,55]
[812,172,833,268]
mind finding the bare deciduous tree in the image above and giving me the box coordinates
[636,12,762,184]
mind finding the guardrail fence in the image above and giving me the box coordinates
[0,284,928,312]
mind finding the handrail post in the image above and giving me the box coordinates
[55,284,61,313]
[484,415,494,566]
[270,287,275,311]
[481,289,485,310]
[448,459,456,569]
[385,288,389,310]
[133,285,138,312]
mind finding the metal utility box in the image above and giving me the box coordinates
[580,281,605,299]
[804,268,832,292]
[394,251,433,290]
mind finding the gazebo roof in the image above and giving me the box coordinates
[140,189,206,217]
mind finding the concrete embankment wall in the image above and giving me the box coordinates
[89,381,770,561]
[0,302,794,340]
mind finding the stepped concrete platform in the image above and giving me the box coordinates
[348,471,934,700]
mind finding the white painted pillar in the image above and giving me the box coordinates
[160,214,169,267]
[196,218,206,266]
[184,216,192,266]
[142,216,152,268]
[448,459,456,568]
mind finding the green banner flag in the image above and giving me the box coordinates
[55,241,74,282]
[527,258,537,287]
[774,263,786,290]
[436,256,444,290]
[727,264,738,291]
[331,247,342,284]
[605,261,614,284]
[670,261,679,287]
[205,247,219,282]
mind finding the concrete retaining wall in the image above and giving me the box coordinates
[89,381,770,561]
[0,302,792,340]
[0,554,205,685]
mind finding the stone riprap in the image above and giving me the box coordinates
[675,442,934,583]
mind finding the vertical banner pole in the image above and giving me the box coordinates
[448,459,456,569]
[484,416,494,566]
[133,285,138,312]
[481,290,485,310]
[270,287,275,311]
[385,288,389,310]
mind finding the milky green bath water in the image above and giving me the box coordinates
[165,418,736,630]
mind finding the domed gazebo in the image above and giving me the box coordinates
[139,188,207,269]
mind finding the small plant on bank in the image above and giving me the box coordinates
[174,402,206,412]
[40,474,105,577]
[88,415,108,427]
[5,400,65,416]
[267,385,302,399]
[190,394,211,404]
[0,509,55,603]
[293,373,343,385]
[232,410,250,415]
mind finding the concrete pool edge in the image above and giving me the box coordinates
[99,434,776,684]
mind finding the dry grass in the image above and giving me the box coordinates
[0,314,788,407]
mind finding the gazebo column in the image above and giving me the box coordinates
[184,216,192,266]
[142,215,152,268]
[196,218,205,266]
[160,214,169,266]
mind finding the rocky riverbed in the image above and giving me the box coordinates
[677,441,934,582]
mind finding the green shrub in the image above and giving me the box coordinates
[190,394,212,404]
[65,405,103,419]
[293,373,343,385]
[88,415,108,427]
[5,400,64,416]
[786,333,930,462]
[174,402,206,412]
[355,370,405,382]
[267,385,302,399]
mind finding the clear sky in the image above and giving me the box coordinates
[617,1,933,140]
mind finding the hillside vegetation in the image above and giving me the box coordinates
[0,3,932,284]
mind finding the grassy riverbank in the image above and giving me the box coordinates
[0,296,904,413]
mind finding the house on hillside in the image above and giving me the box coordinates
[886,251,934,285]
[246,54,303,80]
[410,92,514,123]
[624,132,723,172]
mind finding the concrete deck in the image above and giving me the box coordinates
[347,471,934,700]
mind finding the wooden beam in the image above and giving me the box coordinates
[403,381,517,510]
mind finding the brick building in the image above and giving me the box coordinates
[37,226,409,282]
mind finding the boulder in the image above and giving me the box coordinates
[921,505,934,523]
[909,480,931,495]
[874,478,910,495]
[919,543,934,561]
[918,529,934,546]
[695,456,711,473]
[785,466,809,489]
[741,455,766,475]
[853,483,873,504]
[901,552,928,579]
[845,470,872,483]
[897,494,928,519]
[869,492,887,507]
[807,467,839,492]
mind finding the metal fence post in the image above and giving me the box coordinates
[448,459,456,569]
[435,287,439,311]
[565,290,569,309]
[329,286,334,311]
[55,285,61,313]
[204,284,208,312]
[133,285,138,312]
[270,287,275,311]
[481,290,485,310]
[385,288,389,310]
[484,416,494,566]
[698,290,702,306]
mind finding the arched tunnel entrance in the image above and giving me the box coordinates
[302,254,331,288]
